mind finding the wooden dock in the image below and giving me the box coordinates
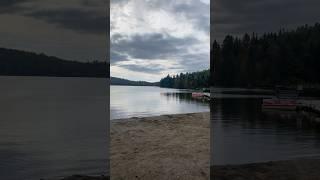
[297,100,320,115]
[297,100,320,123]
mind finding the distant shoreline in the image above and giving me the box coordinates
[110,84,158,87]
[0,75,108,79]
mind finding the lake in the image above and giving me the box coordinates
[0,76,109,180]
[110,85,209,119]
[211,97,320,165]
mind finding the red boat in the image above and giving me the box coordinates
[192,92,204,97]
[262,86,299,110]
[192,92,210,100]
[262,98,297,110]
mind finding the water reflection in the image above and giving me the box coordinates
[160,92,209,105]
[0,76,108,180]
[111,86,209,119]
[211,98,320,165]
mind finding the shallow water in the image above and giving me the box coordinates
[211,97,320,165]
[110,85,209,120]
[0,76,108,180]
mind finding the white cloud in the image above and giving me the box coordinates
[111,0,209,81]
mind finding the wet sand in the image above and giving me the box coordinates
[110,112,210,180]
[212,158,320,180]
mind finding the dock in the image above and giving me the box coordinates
[297,100,320,115]
[296,100,320,123]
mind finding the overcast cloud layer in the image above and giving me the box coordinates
[212,0,320,43]
[111,0,210,82]
[0,0,107,62]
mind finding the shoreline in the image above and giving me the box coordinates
[58,111,320,180]
[111,112,210,180]
[212,158,320,180]
[111,111,210,122]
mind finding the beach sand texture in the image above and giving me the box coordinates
[110,112,210,180]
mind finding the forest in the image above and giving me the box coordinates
[0,48,108,77]
[211,23,320,88]
[159,70,210,89]
[111,77,159,86]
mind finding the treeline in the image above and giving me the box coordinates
[212,23,320,88]
[159,70,209,89]
[111,77,159,86]
[0,48,108,77]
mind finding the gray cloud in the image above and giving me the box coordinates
[110,51,128,64]
[111,0,209,80]
[173,1,210,33]
[118,64,166,74]
[212,0,320,42]
[0,0,29,13]
[0,0,107,62]
[0,0,107,35]
[0,0,27,7]
[27,8,106,34]
[179,53,209,72]
[137,0,209,34]
[111,33,198,63]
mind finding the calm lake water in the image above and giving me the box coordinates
[0,76,108,180]
[110,86,209,119]
[211,97,320,165]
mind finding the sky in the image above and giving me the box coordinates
[110,0,210,82]
[0,0,107,62]
[212,0,320,43]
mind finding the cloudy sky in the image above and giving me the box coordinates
[0,0,107,62]
[212,0,320,43]
[110,0,210,82]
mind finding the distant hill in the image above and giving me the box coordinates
[111,77,159,86]
[0,47,108,77]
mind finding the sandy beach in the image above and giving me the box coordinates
[110,112,210,180]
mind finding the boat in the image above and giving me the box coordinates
[262,86,299,110]
[192,92,210,100]
[262,98,297,110]
[192,92,204,97]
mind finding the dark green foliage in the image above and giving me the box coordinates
[159,70,210,89]
[0,48,108,77]
[211,23,320,88]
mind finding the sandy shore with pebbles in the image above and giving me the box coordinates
[110,112,210,180]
